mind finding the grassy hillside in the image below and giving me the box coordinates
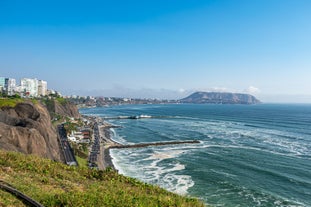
[0,95,40,108]
[0,97,23,108]
[0,150,205,207]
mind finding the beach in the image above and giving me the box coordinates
[95,121,121,170]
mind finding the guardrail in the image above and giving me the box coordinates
[0,180,44,207]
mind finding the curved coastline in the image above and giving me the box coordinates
[81,104,311,207]
[96,118,200,171]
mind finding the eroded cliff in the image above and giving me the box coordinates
[0,101,61,161]
[45,99,80,119]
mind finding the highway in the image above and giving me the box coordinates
[57,124,77,166]
[88,122,100,168]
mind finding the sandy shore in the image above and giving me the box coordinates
[97,122,121,170]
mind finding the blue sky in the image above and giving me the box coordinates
[1,0,311,102]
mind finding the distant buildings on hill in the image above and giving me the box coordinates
[66,95,177,108]
[0,77,16,96]
[0,76,59,97]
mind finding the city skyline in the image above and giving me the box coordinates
[0,76,49,97]
[1,0,311,103]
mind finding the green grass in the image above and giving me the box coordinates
[0,97,39,109]
[0,190,26,207]
[0,150,205,207]
[55,97,68,105]
[0,98,23,108]
[75,156,88,168]
[31,98,39,104]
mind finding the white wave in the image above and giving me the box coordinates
[109,128,129,144]
[177,117,311,157]
[162,174,194,195]
[146,149,186,160]
[111,147,195,195]
[109,149,126,175]
[199,143,311,160]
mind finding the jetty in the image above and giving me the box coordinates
[90,120,200,170]
[109,140,200,149]
[103,115,174,120]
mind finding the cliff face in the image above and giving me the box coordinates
[46,100,81,119]
[181,92,261,104]
[0,101,61,161]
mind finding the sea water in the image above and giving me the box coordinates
[80,104,311,207]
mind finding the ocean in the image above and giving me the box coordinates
[80,104,311,207]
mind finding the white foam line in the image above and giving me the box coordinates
[200,144,311,160]
[109,128,131,144]
[109,149,126,175]
[110,147,195,195]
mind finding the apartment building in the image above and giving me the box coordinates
[38,80,47,96]
[21,78,38,97]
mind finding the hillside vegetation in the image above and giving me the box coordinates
[0,150,205,207]
[0,98,22,108]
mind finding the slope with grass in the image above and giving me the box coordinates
[0,150,205,207]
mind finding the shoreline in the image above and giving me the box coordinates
[96,121,121,171]
[88,115,200,171]
[97,122,200,171]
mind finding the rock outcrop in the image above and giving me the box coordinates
[0,101,61,161]
[54,101,80,119]
[45,99,81,119]
[180,92,261,104]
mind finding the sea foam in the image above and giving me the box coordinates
[110,147,194,195]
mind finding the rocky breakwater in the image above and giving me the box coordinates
[0,101,61,161]
[110,140,200,149]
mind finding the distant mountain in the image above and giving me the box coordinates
[180,92,261,104]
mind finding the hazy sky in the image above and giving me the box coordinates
[1,0,311,102]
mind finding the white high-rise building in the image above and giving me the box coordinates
[5,78,16,95]
[0,77,5,92]
[38,80,47,96]
[21,78,38,97]
[0,77,16,95]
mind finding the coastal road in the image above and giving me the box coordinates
[57,124,77,166]
[88,122,101,168]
